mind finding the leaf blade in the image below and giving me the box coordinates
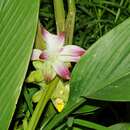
[0,0,39,129]
[70,17,130,102]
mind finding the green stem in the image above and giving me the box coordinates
[42,98,85,130]
[27,78,59,130]
[40,103,56,129]
[74,119,109,130]
[114,0,124,23]
[53,0,65,33]
[65,0,76,44]
[34,22,46,49]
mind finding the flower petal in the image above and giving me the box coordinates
[53,98,64,112]
[31,49,42,60]
[60,45,85,56]
[52,61,70,80]
[59,55,80,62]
[42,28,65,52]
[39,51,48,60]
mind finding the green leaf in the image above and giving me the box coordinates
[0,0,39,129]
[109,123,130,130]
[23,87,34,114]
[70,17,130,101]
[73,104,99,114]
[73,119,109,130]
[43,17,130,130]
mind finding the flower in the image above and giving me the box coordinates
[31,28,85,80]
[53,98,64,112]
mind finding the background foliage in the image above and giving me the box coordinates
[40,0,130,48]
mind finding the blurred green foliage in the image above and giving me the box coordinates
[40,0,130,49]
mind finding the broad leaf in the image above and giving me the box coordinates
[43,17,130,130]
[109,123,130,130]
[70,17,130,102]
[0,0,39,129]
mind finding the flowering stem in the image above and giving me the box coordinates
[53,0,65,33]
[34,22,46,49]
[27,78,59,130]
[65,0,76,44]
